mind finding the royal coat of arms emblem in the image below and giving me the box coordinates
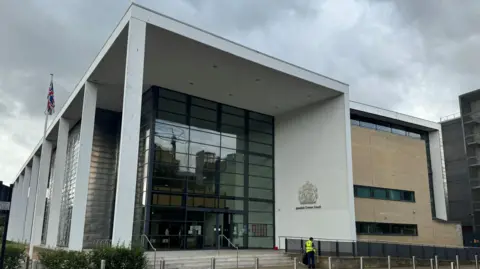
[298,181,318,205]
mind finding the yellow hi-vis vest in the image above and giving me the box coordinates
[305,240,314,253]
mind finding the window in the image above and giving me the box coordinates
[354,185,415,202]
[351,116,427,141]
[356,222,418,236]
[355,186,370,198]
[372,188,387,199]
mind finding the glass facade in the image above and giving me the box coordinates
[133,87,275,249]
[57,124,81,247]
[41,149,56,245]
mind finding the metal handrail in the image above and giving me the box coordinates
[141,234,158,269]
[219,234,239,268]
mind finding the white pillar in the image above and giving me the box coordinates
[24,156,40,244]
[20,166,32,242]
[29,141,52,255]
[17,174,26,242]
[7,181,19,241]
[46,118,69,247]
[112,18,146,246]
[68,82,97,250]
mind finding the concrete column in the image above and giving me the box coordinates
[17,174,25,242]
[68,82,97,250]
[24,156,40,244]
[20,166,32,242]
[29,141,52,255]
[46,118,70,247]
[7,181,19,241]
[112,18,146,246]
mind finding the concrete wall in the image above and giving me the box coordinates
[352,126,463,246]
[441,118,471,226]
[275,94,356,245]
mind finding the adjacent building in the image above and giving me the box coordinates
[6,3,464,252]
[351,103,462,246]
[441,89,480,246]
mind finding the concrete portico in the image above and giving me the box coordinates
[7,3,355,251]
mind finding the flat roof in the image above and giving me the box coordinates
[350,101,440,132]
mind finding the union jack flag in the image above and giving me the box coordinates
[46,80,55,115]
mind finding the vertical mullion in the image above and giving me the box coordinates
[271,116,275,249]
[244,111,249,248]
[215,103,221,249]
[183,94,192,249]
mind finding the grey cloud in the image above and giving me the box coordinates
[1,0,480,183]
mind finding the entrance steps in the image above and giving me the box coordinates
[145,250,294,269]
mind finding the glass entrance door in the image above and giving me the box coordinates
[188,211,244,249]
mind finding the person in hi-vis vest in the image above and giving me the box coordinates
[305,237,316,268]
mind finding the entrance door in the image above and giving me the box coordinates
[188,211,244,249]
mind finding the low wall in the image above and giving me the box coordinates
[288,254,478,269]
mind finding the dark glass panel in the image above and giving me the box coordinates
[222,113,244,127]
[158,98,186,114]
[249,142,272,155]
[220,173,244,186]
[219,185,244,197]
[222,105,245,116]
[249,112,273,123]
[249,119,272,134]
[221,125,245,139]
[249,131,273,145]
[249,188,273,200]
[249,164,272,178]
[192,97,217,110]
[191,105,217,122]
[152,177,185,193]
[159,89,186,102]
[221,148,244,163]
[221,136,245,151]
[190,118,217,134]
[249,176,273,190]
[249,201,273,212]
[220,161,244,174]
[157,111,187,125]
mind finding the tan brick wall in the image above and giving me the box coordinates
[352,125,463,246]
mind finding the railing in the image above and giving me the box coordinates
[440,112,461,122]
[279,236,480,261]
[219,234,239,268]
[142,234,159,269]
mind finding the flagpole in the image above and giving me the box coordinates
[28,74,53,261]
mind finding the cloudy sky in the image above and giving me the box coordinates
[1,0,479,184]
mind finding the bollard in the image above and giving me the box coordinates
[100,260,106,269]
[211,257,216,269]
[476,255,479,269]
[456,255,459,269]
[451,262,455,269]
[360,256,364,269]
[254,257,259,269]
[32,260,38,269]
[430,258,434,269]
[435,255,439,269]
[388,255,391,269]
[328,257,332,269]
[413,256,416,269]
[160,259,166,269]
[293,257,297,269]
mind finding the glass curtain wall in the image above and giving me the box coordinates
[133,87,274,249]
[41,149,57,245]
[57,123,81,247]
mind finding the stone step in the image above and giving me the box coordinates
[145,251,293,269]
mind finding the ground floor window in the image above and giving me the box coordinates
[356,222,418,236]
